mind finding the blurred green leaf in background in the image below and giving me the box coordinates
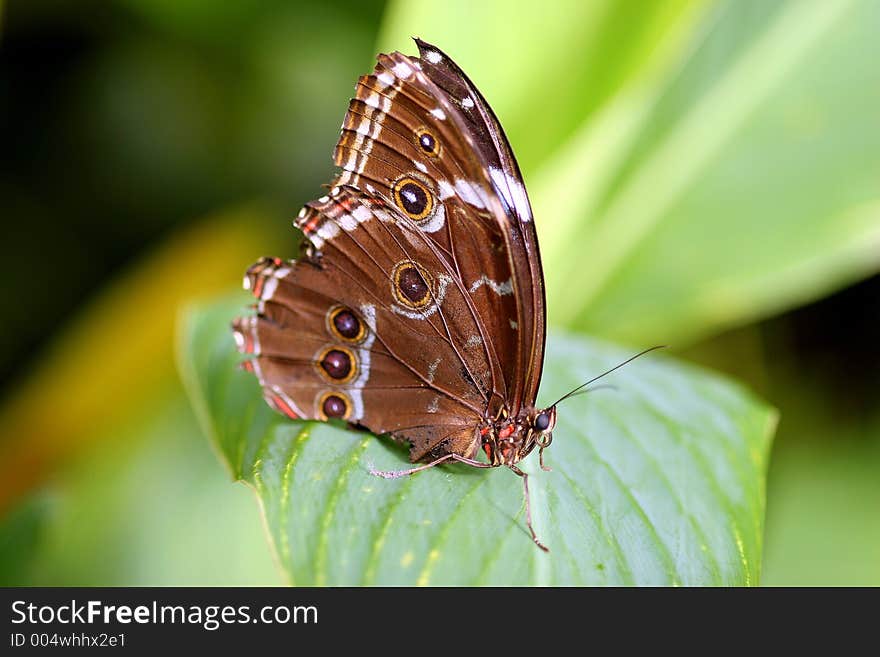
[0,0,877,585]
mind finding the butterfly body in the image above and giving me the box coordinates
[234,39,555,549]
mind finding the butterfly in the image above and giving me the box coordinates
[232,38,646,551]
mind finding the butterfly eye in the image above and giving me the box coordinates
[392,177,434,220]
[415,127,440,157]
[391,259,434,309]
[316,346,358,384]
[534,411,551,432]
[328,306,366,343]
[319,391,351,420]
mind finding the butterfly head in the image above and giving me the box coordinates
[481,406,557,467]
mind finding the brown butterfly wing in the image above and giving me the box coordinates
[234,40,545,462]
[412,39,547,413]
[234,186,497,462]
[333,41,545,414]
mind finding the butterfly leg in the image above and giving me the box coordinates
[369,453,492,479]
[507,465,550,552]
[539,446,552,472]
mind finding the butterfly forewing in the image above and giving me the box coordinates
[413,40,547,411]
[336,44,544,414]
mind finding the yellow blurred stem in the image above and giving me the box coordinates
[0,205,278,517]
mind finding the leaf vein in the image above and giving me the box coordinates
[313,436,372,585]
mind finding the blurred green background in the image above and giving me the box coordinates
[1,0,877,585]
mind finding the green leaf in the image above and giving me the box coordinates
[22,394,279,586]
[764,431,880,586]
[379,0,880,345]
[179,296,776,585]
[0,494,50,586]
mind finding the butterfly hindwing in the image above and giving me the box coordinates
[235,187,499,461]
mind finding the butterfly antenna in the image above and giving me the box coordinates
[557,383,618,401]
[552,346,666,407]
